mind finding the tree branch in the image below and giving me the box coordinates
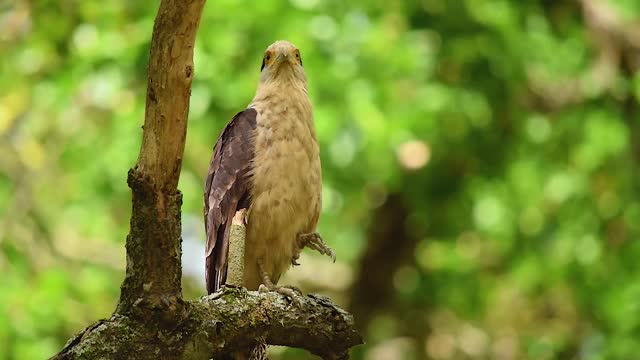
[527,0,640,111]
[136,0,203,192]
[117,0,205,314]
[54,289,363,360]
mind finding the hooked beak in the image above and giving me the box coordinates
[275,46,293,64]
[275,52,289,63]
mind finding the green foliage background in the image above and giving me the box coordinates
[1,0,639,359]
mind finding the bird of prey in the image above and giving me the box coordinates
[204,40,335,298]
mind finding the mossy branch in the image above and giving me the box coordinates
[54,289,363,360]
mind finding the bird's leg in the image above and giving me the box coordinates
[257,259,303,307]
[297,232,336,262]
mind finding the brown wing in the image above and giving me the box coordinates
[204,108,257,294]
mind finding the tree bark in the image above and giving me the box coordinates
[52,0,362,358]
[117,0,205,315]
[54,288,361,360]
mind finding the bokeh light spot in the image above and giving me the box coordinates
[396,140,430,170]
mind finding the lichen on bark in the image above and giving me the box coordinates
[117,168,184,315]
[54,289,362,360]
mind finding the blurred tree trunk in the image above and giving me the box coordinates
[349,194,415,330]
[348,183,461,357]
[51,0,361,359]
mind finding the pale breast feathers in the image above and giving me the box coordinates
[204,108,257,294]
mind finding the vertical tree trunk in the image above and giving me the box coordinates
[349,194,416,330]
[117,0,205,315]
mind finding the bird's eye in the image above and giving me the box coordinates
[265,53,271,61]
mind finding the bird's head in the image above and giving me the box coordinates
[259,40,306,85]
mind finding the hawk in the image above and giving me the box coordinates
[204,40,335,298]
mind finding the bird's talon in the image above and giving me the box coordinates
[258,283,304,308]
[210,290,225,300]
[276,287,303,308]
[282,284,303,295]
[298,232,336,262]
[291,297,303,308]
[257,259,303,306]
